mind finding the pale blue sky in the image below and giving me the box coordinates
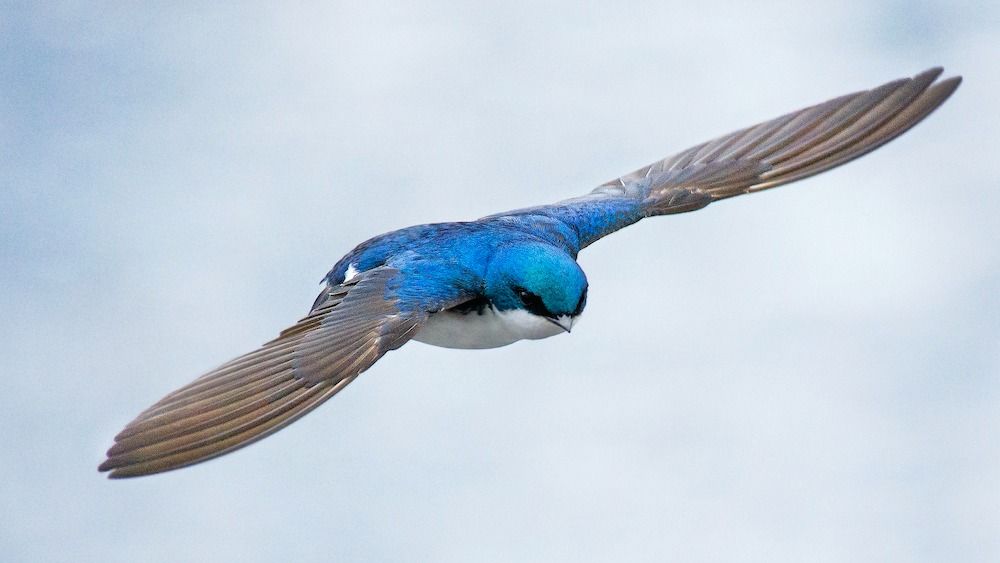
[2,2,997,562]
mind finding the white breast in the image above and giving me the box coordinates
[414,306,576,349]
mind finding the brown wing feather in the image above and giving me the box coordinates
[99,267,424,478]
[599,67,961,215]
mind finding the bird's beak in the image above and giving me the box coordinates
[546,315,574,333]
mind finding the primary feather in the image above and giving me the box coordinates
[100,268,435,477]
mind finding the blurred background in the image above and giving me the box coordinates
[2,2,997,562]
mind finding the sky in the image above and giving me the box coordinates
[2,2,998,562]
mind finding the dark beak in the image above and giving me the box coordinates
[545,315,573,333]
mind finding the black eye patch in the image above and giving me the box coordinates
[514,287,552,318]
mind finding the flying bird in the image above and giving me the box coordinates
[100,67,960,478]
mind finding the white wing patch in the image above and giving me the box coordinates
[343,263,360,283]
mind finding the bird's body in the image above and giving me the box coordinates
[323,217,591,349]
[100,68,961,478]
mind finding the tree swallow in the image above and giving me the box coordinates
[100,68,960,478]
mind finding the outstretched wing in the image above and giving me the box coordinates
[607,66,961,211]
[100,267,450,478]
[497,67,960,251]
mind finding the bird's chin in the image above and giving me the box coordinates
[506,310,576,340]
[544,315,575,333]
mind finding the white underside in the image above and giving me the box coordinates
[414,307,577,349]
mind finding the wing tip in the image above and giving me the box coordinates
[917,66,961,95]
[98,447,143,478]
[97,457,130,479]
[918,66,944,80]
[936,74,963,97]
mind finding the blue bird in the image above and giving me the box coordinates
[100,68,960,477]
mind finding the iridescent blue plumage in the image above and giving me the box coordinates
[99,68,960,477]
[320,190,646,317]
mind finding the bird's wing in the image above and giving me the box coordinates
[497,67,960,250]
[99,266,461,478]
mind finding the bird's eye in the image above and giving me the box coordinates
[514,287,549,317]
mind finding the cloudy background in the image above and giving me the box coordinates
[2,2,997,562]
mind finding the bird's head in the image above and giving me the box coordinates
[485,242,588,332]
